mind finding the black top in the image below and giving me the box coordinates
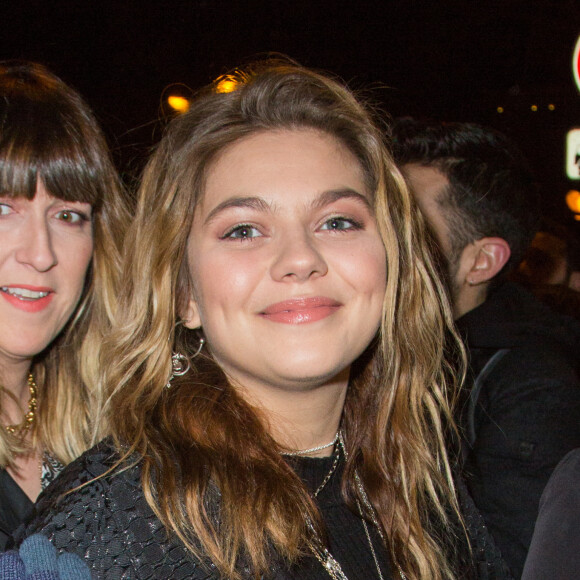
[456,282,580,578]
[280,453,393,579]
[0,468,33,551]
[16,440,510,579]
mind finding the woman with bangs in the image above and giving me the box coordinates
[0,61,126,549]
[21,61,508,579]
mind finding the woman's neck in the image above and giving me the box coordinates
[235,367,350,458]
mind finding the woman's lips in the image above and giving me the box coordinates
[260,297,342,324]
[0,285,54,313]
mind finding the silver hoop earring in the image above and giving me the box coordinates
[165,338,205,389]
[192,337,205,358]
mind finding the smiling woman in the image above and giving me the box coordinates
[0,61,127,549]
[0,184,93,359]
[19,61,508,579]
[182,129,387,400]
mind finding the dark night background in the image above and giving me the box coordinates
[2,0,579,230]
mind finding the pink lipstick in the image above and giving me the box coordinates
[260,297,341,324]
[0,285,54,313]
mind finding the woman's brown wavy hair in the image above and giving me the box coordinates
[0,61,128,465]
[104,60,465,579]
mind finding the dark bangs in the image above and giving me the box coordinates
[0,65,109,209]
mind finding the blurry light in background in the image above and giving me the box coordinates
[167,96,190,113]
[566,190,580,220]
[531,104,538,112]
[497,106,504,113]
[215,76,238,93]
[548,104,556,111]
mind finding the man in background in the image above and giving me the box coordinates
[393,119,580,578]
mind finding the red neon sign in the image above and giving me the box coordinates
[574,35,580,92]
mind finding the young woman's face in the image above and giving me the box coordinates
[184,129,386,395]
[0,180,93,368]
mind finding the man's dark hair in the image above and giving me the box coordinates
[392,118,540,274]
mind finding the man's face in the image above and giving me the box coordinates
[402,163,469,312]
[402,163,456,260]
[403,163,502,319]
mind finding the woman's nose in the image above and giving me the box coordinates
[269,231,328,282]
[15,221,58,272]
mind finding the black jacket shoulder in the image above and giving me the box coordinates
[17,441,216,580]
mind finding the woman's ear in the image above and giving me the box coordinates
[182,298,202,329]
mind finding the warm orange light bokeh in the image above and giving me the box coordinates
[566,190,580,215]
[215,77,238,94]
[167,96,190,113]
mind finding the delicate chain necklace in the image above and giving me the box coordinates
[281,432,339,456]
[4,374,38,434]
[312,440,341,498]
[306,432,407,580]
[282,437,346,578]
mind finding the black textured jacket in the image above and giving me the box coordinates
[16,441,510,579]
[456,282,580,579]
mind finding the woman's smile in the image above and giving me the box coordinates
[259,296,342,324]
[0,284,54,313]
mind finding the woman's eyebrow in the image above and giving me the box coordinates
[310,188,371,211]
[203,188,370,225]
[203,196,270,225]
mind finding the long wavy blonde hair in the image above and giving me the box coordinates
[0,61,128,466]
[103,61,465,579]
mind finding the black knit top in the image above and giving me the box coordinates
[283,453,394,579]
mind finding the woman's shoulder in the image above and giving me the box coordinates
[17,440,217,579]
[17,439,139,544]
[48,438,129,486]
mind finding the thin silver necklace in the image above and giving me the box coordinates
[281,432,339,456]
[306,432,407,580]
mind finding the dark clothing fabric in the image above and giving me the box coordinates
[521,448,580,580]
[0,453,65,551]
[456,282,580,579]
[16,440,509,579]
[0,468,33,551]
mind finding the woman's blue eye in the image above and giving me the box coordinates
[0,204,12,216]
[223,224,262,240]
[320,217,361,231]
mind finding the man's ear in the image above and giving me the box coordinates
[466,237,511,285]
[182,297,202,329]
